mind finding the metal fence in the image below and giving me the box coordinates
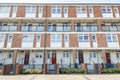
[23,64,43,70]
[59,64,82,69]
[101,63,117,69]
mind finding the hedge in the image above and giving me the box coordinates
[101,68,120,74]
[21,69,43,74]
[60,68,84,74]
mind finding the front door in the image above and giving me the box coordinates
[106,53,111,63]
[24,53,30,65]
[52,53,56,64]
[78,52,84,64]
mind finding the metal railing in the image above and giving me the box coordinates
[23,64,43,70]
[60,64,82,69]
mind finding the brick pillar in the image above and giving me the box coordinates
[33,34,36,48]
[97,21,102,32]
[89,34,93,47]
[116,63,120,68]
[62,6,64,18]
[72,50,76,64]
[81,63,87,74]
[94,64,101,74]
[36,6,39,18]
[86,6,90,18]
[17,20,22,31]
[9,5,13,17]
[101,50,107,64]
[71,20,74,32]
[57,64,60,74]
[4,34,8,48]
[43,64,46,74]
[62,34,64,47]
[16,64,23,75]
[111,6,116,18]
[12,50,17,64]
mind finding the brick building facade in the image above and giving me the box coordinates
[0,0,120,74]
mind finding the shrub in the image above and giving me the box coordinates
[60,68,84,74]
[21,69,43,74]
[101,68,120,74]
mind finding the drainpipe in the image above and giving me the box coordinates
[43,4,47,64]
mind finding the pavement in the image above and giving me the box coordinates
[0,74,120,80]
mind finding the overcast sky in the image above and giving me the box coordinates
[0,0,120,4]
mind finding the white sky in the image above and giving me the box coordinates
[0,0,120,4]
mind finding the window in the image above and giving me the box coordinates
[78,34,89,42]
[52,6,61,14]
[64,34,69,42]
[36,24,44,31]
[51,34,61,42]
[0,6,10,13]
[63,24,71,31]
[64,6,68,14]
[106,34,117,42]
[8,34,12,42]
[22,34,34,42]
[39,6,43,13]
[92,34,96,42]
[12,6,17,13]
[21,26,28,32]
[74,24,82,32]
[9,26,17,31]
[63,52,69,58]
[109,24,117,31]
[36,52,42,58]
[89,6,93,13]
[116,52,120,58]
[7,52,13,58]
[114,7,118,13]
[37,35,40,42]
[102,6,111,13]
[26,6,36,13]
[0,34,5,42]
[77,6,86,14]
[89,52,96,58]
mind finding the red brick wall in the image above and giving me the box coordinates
[97,34,107,47]
[93,6,102,17]
[68,6,76,18]
[16,6,26,17]
[69,34,78,47]
[11,34,22,48]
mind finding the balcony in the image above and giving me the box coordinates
[102,25,120,32]
[21,25,45,32]
[0,26,17,32]
[74,25,98,32]
[48,25,71,32]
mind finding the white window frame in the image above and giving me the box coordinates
[26,6,36,13]
[0,6,10,13]
[0,34,5,42]
[51,34,61,42]
[78,34,89,42]
[36,34,41,42]
[8,34,12,42]
[102,6,112,13]
[77,6,86,14]
[106,34,117,42]
[12,6,17,13]
[114,6,119,13]
[89,6,93,14]
[64,6,68,14]
[22,34,34,42]
[92,34,96,42]
[89,52,96,58]
[63,52,69,58]
[52,6,61,14]
[39,6,43,13]
[64,34,69,42]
